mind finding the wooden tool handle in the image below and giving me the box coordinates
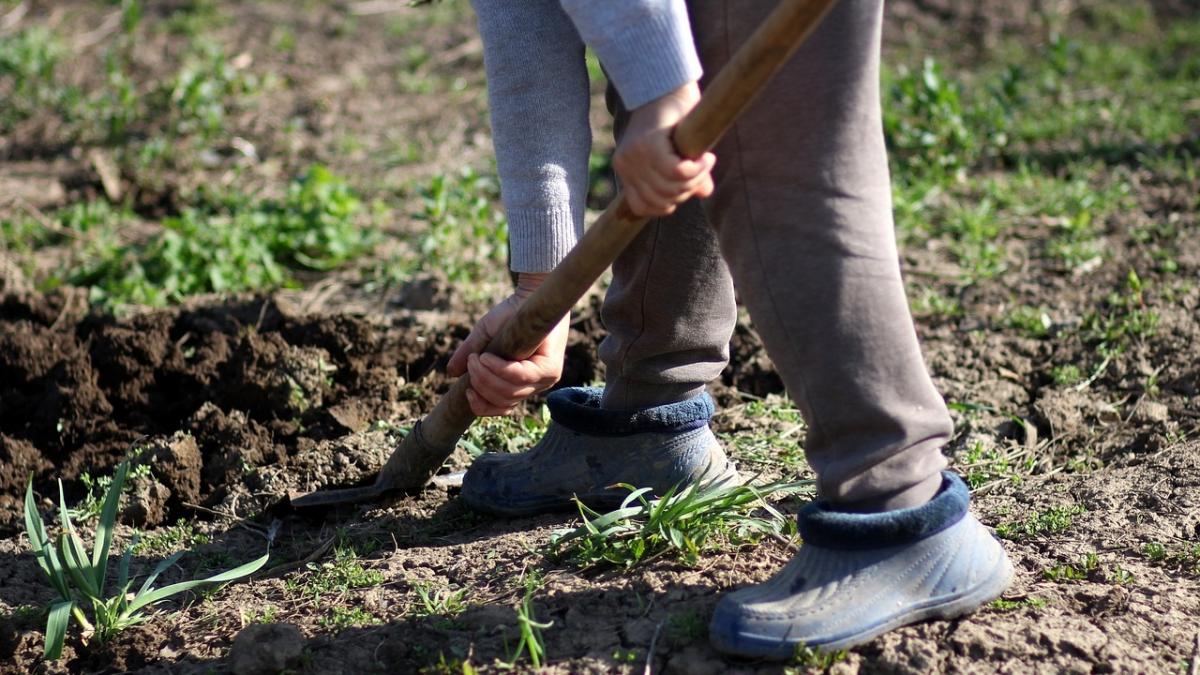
[401,0,840,468]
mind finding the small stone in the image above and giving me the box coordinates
[229,623,304,675]
[1132,400,1170,424]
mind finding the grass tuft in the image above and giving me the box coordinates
[549,480,809,570]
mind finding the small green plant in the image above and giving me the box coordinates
[71,166,374,307]
[1050,363,1083,386]
[503,573,552,669]
[884,58,977,179]
[413,168,508,286]
[611,648,638,663]
[162,39,259,139]
[1110,565,1134,584]
[667,611,706,644]
[23,461,269,659]
[1006,305,1053,338]
[71,463,152,522]
[287,545,384,601]
[411,581,469,618]
[0,26,68,128]
[549,480,808,569]
[1143,541,1167,561]
[131,519,211,556]
[990,596,1048,612]
[960,441,1035,490]
[458,406,549,458]
[786,643,848,672]
[1081,269,1160,358]
[319,606,381,631]
[1044,552,1099,582]
[995,504,1085,540]
[1142,540,1200,576]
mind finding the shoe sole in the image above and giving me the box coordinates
[710,548,1015,659]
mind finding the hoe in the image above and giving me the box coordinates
[289,0,840,509]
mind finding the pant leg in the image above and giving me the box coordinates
[598,86,738,411]
[689,0,952,507]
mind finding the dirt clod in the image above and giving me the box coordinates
[229,623,305,675]
[144,432,204,506]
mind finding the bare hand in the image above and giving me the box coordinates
[612,81,716,218]
[446,273,569,416]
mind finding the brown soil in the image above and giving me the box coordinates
[2,0,1199,673]
[0,290,465,534]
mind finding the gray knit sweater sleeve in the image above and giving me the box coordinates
[471,0,701,273]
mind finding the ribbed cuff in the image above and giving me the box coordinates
[589,1,702,109]
[798,472,970,551]
[506,203,581,273]
[548,386,714,436]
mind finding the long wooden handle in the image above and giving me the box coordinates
[396,0,840,468]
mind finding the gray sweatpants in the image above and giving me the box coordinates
[598,0,952,508]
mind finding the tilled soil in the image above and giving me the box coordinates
[1,275,1198,674]
[2,0,1199,672]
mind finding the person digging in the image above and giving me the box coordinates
[445,0,1014,659]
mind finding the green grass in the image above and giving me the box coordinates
[69,462,152,522]
[286,545,385,602]
[996,504,1086,540]
[786,644,848,672]
[0,26,67,130]
[1080,269,1160,357]
[411,580,469,618]
[885,8,1197,288]
[990,596,1048,612]
[718,397,808,478]
[959,440,1035,490]
[549,480,809,570]
[412,167,509,286]
[319,605,382,631]
[131,520,211,557]
[67,165,375,307]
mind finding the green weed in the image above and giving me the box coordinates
[70,166,375,307]
[549,480,808,570]
[458,406,549,458]
[319,606,381,631]
[1050,364,1083,387]
[131,520,211,557]
[502,573,552,670]
[909,286,964,321]
[411,581,469,618]
[883,58,981,180]
[1143,541,1167,561]
[1044,552,1099,582]
[0,27,68,128]
[611,648,638,663]
[23,461,268,659]
[960,441,1035,490]
[1006,305,1053,338]
[666,611,706,644]
[287,545,384,601]
[1142,541,1200,576]
[71,463,153,522]
[996,504,1085,540]
[990,596,1048,612]
[1081,269,1160,357]
[412,168,508,286]
[786,643,848,672]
